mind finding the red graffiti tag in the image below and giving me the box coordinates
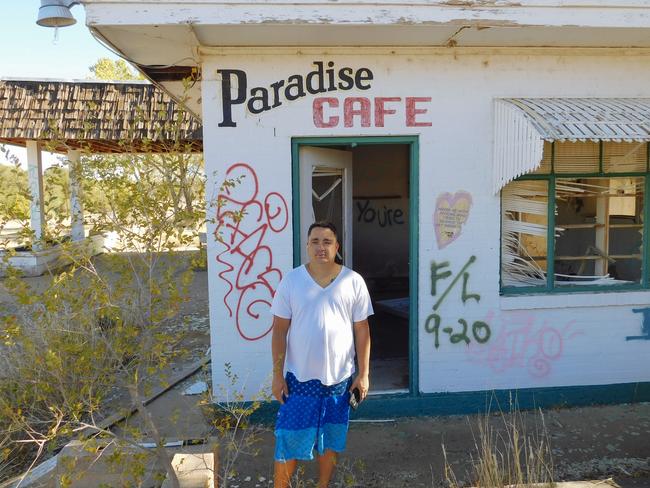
[215,163,289,341]
[466,311,583,378]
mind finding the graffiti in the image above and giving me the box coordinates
[355,199,405,227]
[423,252,583,378]
[434,191,472,249]
[424,256,487,348]
[423,256,582,378]
[215,162,289,341]
[430,257,480,310]
[425,315,491,349]
[627,307,650,341]
[466,312,583,378]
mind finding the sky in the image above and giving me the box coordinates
[1,0,124,168]
[1,0,121,79]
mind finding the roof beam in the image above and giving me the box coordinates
[84,2,650,29]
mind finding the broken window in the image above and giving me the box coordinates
[312,165,344,262]
[555,177,644,285]
[501,180,548,287]
[501,141,649,292]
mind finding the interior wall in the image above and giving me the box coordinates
[352,144,409,282]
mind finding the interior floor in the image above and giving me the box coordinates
[367,277,409,391]
[370,357,409,392]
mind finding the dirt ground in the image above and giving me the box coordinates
[2,255,650,487]
[142,370,650,488]
[126,371,650,488]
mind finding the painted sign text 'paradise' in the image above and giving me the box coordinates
[218,61,373,127]
[217,61,432,128]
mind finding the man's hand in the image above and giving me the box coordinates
[350,373,370,402]
[272,374,289,404]
[352,319,371,402]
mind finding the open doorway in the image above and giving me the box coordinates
[296,139,413,393]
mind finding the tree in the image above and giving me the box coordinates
[0,149,73,247]
[0,161,30,224]
[0,83,238,487]
[0,150,110,249]
[88,57,145,81]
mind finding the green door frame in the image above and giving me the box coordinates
[291,136,420,396]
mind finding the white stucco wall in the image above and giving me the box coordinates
[201,49,650,400]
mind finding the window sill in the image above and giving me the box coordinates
[500,289,650,311]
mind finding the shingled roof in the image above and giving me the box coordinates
[0,79,203,153]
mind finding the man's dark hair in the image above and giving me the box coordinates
[307,221,339,242]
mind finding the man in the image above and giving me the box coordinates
[271,221,373,488]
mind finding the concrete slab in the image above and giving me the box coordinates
[110,383,213,442]
[0,235,104,277]
[184,381,209,396]
[554,483,619,487]
[161,453,214,488]
[483,482,619,488]
[54,440,159,488]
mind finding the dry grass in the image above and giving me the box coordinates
[443,403,555,488]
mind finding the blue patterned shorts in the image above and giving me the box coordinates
[274,372,352,462]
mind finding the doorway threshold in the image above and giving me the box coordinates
[369,388,409,396]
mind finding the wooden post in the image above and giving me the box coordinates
[68,149,85,241]
[595,177,609,276]
[212,442,219,488]
[26,140,45,251]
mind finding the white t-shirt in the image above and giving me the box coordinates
[271,265,374,386]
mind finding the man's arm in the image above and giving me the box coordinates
[271,315,291,404]
[350,319,371,401]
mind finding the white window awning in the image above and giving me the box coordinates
[493,98,650,193]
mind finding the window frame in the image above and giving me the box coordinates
[501,141,650,295]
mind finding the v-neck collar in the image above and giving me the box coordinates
[303,264,344,290]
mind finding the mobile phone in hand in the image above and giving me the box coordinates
[349,388,361,410]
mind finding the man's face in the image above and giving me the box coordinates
[307,227,339,265]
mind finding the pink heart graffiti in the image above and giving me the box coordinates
[434,191,473,249]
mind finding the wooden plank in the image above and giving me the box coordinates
[558,223,604,229]
[610,223,644,229]
[555,255,602,260]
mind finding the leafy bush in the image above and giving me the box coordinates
[0,80,220,488]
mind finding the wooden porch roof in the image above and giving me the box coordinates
[0,79,203,153]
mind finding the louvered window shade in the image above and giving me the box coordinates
[493,98,650,193]
[530,141,552,174]
[501,180,548,287]
[603,142,648,173]
[554,142,599,173]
